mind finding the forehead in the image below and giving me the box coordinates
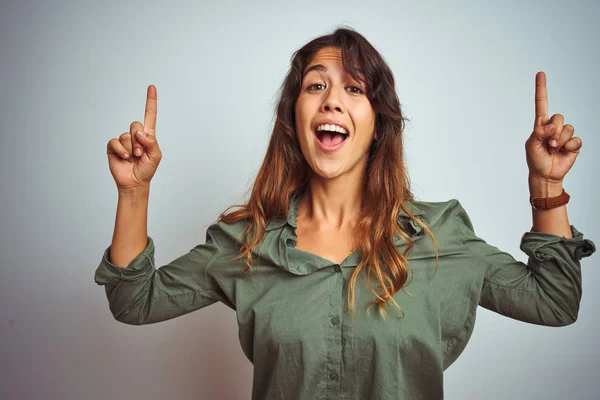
[308,47,342,65]
[303,47,364,81]
[303,47,343,76]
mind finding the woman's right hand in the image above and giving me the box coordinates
[107,85,162,192]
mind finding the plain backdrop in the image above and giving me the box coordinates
[1,0,598,399]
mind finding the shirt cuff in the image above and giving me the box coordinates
[520,225,596,262]
[94,236,156,285]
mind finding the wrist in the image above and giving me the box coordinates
[118,184,150,198]
[528,174,563,198]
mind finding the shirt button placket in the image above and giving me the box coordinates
[326,264,343,397]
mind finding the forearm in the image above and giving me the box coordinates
[528,174,572,238]
[110,186,150,268]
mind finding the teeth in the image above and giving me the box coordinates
[316,124,348,134]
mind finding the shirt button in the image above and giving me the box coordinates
[286,238,296,247]
[329,372,338,381]
[331,316,340,325]
[334,265,341,272]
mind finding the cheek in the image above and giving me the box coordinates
[294,101,308,131]
[353,109,376,140]
[295,100,316,140]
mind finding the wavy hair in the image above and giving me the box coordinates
[218,26,439,317]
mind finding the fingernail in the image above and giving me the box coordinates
[134,148,142,156]
[545,125,554,132]
[123,152,129,158]
[136,130,146,139]
[549,139,557,147]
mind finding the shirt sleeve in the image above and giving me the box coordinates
[94,225,225,325]
[454,201,596,326]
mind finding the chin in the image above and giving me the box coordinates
[310,161,347,180]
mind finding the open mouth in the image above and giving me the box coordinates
[315,130,349,147]
[312,122,350,152]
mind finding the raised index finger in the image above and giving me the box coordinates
[144,85,158,136]
[535,71,549,127]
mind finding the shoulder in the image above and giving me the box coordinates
[204,218,250,248]
[412,198,467,221]
[410,198,474,234]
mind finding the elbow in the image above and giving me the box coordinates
[538,289,581,327]
[109,303,152,326]
[546,302,579,327]
[554,311,578,327]
[104,283,154,326]
[113,313,147,326]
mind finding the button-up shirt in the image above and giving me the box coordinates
[94,194,596,399]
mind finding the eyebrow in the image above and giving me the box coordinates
[302,64,367,84]
[302,64,327,78]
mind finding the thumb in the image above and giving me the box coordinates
[135,130,161,159]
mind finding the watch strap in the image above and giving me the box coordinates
[530,188,570,210]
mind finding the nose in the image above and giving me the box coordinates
[320,87,344,113]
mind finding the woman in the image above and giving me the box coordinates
[96,27,596,399]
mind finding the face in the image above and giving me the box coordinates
[295,47,376,180]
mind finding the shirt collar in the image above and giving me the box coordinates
[261,192,428,275]
[398,200,427,236]
[266,192,427,235]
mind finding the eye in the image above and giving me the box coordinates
[307,83,326,91]
[347,86,364,95]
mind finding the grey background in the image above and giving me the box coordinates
[1,0,598,399]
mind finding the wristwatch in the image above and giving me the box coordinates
[530,189,570,210]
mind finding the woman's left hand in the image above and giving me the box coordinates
[525,71,583,183]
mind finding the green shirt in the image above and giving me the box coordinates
[94,195,596,399]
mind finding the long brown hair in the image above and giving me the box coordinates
[218,26,439,317]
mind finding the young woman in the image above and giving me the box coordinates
[97,28,596,399]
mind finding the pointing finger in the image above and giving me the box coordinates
[535,71,549,127]
[144,85,158,136]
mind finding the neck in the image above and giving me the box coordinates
[298,164,366,230]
